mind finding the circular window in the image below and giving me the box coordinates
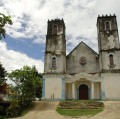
[80,56,87,65]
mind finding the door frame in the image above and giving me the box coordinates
[77,83,90,100]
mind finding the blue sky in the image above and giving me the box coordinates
[0,0,120,73]
[4,36,45,60]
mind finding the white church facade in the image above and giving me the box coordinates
[42,14,120,100]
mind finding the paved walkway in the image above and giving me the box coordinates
[11,101,120,119]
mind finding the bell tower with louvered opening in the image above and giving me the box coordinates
[44,19,66,73]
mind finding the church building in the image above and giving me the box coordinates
[42,14,120,100]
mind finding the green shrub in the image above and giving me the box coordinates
[0,106,3,111]
[6,100,20,117]
[0,116,4,119]
[0,96,3,102]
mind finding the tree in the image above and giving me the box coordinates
[0,62,7,84]
[8,66,42,109]
[0,13,12,40]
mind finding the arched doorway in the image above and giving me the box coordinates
[79,84,88,100]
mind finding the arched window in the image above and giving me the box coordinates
[52,57,56,68]
[52,25,57,35]
[105,21,111,31]
[109,54,114,65]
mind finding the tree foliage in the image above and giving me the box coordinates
[7,66,42,116]
[8,66,42,100]
[0,13,12,39]
[0,62,7,84]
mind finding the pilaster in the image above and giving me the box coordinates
[91,82,94,99]
[72,82,75,99]
[62,78,65,100]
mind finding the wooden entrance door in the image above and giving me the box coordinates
[79,84,88,100]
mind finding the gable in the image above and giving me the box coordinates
[67,42,98,57]
[66,42,99,74]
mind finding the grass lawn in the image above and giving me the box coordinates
[56,100,104,117]
[56,108,103,117]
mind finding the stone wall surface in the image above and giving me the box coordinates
[66,42,99,74]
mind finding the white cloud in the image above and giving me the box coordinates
[0,41,44,73]
[33,36,45,44]
[0,0,120,52]
[0,0,97,42]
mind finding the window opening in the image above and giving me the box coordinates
[109,54,114,65]
[53,25,57,35]
[52,57,56,68]
[105,21,110,31]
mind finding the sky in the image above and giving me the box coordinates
[0,0,120,73]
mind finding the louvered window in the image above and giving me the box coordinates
[52,57,56,68]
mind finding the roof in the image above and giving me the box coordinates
[67,41,98,57]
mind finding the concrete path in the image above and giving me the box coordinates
[11,101,120,119]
